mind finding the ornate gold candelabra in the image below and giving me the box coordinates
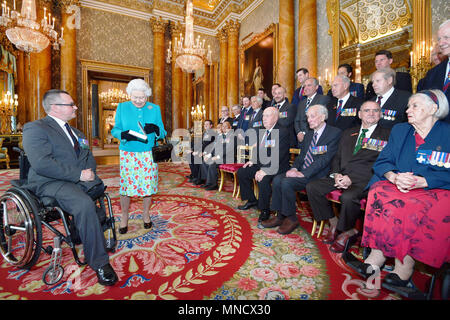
[319,68,332,95]
[409,54,433,92]
[0,91,18,134]
[191,104,205,137]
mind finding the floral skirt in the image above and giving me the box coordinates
[361,180,450,268]
[119,150,158,197]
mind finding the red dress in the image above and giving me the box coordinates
[361,133,450,268]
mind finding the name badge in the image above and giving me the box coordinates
[362,138,387,152]
[253,121,262,127]
[265,139,276,148]
[78,138,89,149]
[341,108,357,117]
[279,111,288,118]
[312,145,327,155]
[381,109,397,121]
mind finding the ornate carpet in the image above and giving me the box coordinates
[0,163,435,300]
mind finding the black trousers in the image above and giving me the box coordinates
[200,162,219,186]
[39,182,109,270]
[189,153,202,178]
[270,173,308,221]
[306,177,367,232]
[237,165,277,211]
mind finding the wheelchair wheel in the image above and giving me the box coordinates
[43,264,64,285]
[0,188,42,269]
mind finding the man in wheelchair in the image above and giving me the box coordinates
[20,89,118,286]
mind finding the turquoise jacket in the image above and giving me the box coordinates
[111,100,167,152]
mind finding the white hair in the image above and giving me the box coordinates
[414,89,449,121]
[126,79,152,97]
[439,19,450,30]
[307,104,329,120]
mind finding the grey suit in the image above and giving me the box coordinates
[294,94,331,135]
[22,116,109,270]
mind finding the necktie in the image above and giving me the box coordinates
[261,130,270,146]
[376,95,383,106]
[443,61,450,92]
[335,100,343,120]
[353,128,368,155]
[302,132,318,169]
[299,86,304,97]
[306,98,312,110]
[65,123,80,157]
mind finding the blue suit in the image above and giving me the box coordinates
[368,121,450,190]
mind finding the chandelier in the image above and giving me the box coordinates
[0,0,64,53]
[99,88,129,107]
[191,104,206,121]
[166,0,212,73]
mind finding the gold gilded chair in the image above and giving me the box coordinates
[0,138,11,169]
[218,145,254,198]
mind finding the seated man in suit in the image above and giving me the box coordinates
[291,68,323,107]
[327,75,364,131]
[218,106,233,125]
[306,101,391,253]
[199,121,235,190]
[295,77,330,144]
[420,19,450,122]
[370,68,411,128]
[187,120,216,183]
[22,89,118,286]
[236,107,291,223]
[365,50,412,100]
[262,104,342,235]
[327,64,365,100]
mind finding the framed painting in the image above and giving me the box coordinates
[239,23,278,98]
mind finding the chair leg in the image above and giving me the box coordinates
[235,185,240,199]
[317,220,325,238]
[218,170,225,192]
[253,179,259,200]
[311,220,317,236]
[232,173,237,198]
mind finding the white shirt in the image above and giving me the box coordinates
[49,114,78,147]
[337,92,351,108]
[377,86,395,107]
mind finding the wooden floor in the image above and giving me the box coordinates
[95,155,119,165]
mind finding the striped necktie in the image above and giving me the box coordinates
[335,100,343,120]
[376,95,383,106]
[353,129,368,155]
[306,98,312,111]
[302,132,318,169]
[64,123,80,157]
[443,61,450,92]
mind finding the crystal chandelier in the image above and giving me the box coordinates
[99,88,129,107]
[166,0,212,73]
[0,0,64,53]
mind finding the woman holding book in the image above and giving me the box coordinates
[111,79,166,234]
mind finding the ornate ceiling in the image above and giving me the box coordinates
[80,0,261,34]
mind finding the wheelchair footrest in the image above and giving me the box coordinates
[381,282,427,300]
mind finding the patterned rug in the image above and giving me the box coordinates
[0,163,438,300]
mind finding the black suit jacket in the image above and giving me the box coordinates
[292,124,342,181]
[237,107,254,132]
[420,58,450,123]
[251,123,291,176]
[326,95,363,131]
[294,94,331,134]
[330,124,391,185]
[365,71,412,100]
[22,116,101,196]
[218,117,233,125]
[276,100,297,147]
[370,88,411,128]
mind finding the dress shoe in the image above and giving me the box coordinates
[118,226,128,234]
[205,185,218,191]
[330,232,358,253]
[277,218,299,235]
[202,184,212,188]
[195,179,206,186]
[383,272,411,287]
[95,263,118,286]
[342,252,378,279]
[237,200,257,210]
[261,216,284,228]
[322,227,338,244]
[258,210,271,222]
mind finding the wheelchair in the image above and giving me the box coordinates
[0,147,117,285]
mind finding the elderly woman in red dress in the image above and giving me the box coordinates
[353,89,450,287]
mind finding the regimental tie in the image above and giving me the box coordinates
[376,95,383,106]
[443,61,450,93]
[353,128,368,155]
[306,98,312,110]
[64,123,80,157]
[261,130,270,146]
[335,99,343,120]
[302,132,318,169]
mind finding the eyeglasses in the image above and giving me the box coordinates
[131,96,147,101]
[54,103,76,107]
